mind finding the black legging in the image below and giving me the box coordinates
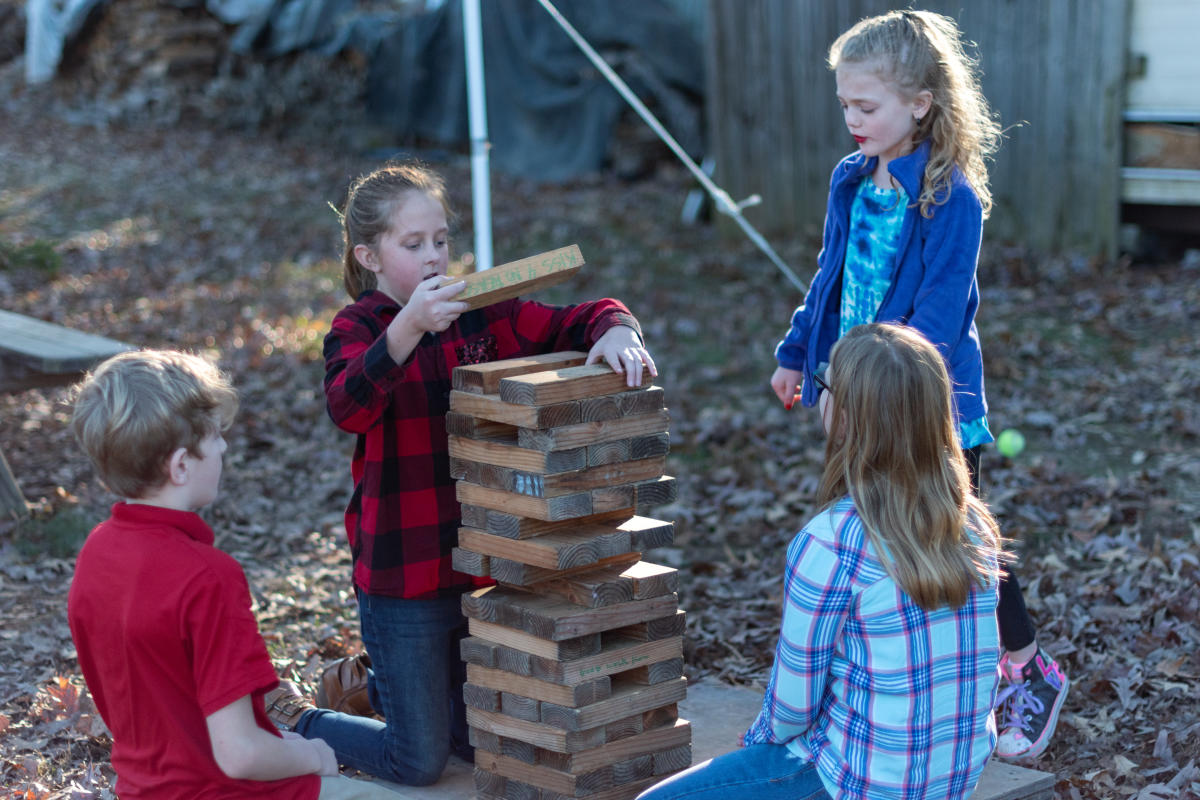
[964,445,1037,653]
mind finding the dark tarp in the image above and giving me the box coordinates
[363,0,703,182]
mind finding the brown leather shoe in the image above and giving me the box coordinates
[263,680,314,731]
[315,654,376,718]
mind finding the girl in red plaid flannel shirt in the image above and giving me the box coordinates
[267,162,656,786]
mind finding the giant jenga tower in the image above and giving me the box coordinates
[449,351,690,800]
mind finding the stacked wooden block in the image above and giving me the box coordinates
[450,351,690,800]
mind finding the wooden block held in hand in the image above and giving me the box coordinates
[441,244,584,311]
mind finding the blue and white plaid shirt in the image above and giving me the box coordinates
[744,498,1000,800]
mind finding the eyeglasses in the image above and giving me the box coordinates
[812,369,832,395]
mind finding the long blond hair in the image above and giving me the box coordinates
[817,324,1003,610]
[828,10,1001,218]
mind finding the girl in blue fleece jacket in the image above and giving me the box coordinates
[769,10,1068,763]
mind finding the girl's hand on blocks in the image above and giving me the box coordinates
[588,325,657,387]
[400,275,469,334]
[771,366,804,410]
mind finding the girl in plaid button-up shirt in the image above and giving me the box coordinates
[640,324,1004,800]
[289,162,656,785]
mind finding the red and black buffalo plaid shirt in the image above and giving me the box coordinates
[323,289,641,598]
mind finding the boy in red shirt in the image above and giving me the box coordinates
[67,350,396,800]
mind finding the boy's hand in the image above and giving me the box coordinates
[308,737,340,776]
[587,325,657,387]
[771,366,803,409]
[398,276,468,335]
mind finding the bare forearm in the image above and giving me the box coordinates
[207,696,337,780]
[216,729,328,780]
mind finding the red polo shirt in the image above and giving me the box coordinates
[68,502,317,800]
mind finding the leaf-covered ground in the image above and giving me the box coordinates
[2,52,1199,800]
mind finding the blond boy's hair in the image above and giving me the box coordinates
[71,350,238,499]
[817,324,1004,610]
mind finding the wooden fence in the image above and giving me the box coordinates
[705,0,1128,256]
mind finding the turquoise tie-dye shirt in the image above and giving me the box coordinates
[840,177,907,337]
[839,176,993,449]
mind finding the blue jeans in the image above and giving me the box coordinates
[295,590,470,785]
[636,743,831,800]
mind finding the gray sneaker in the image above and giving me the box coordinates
[994,648,1069,760]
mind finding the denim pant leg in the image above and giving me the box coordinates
[635,743,831,800]
[296,591,466,786]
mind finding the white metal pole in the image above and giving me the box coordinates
[462,0,493,271]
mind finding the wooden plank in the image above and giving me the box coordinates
[457,481,594,521]
[468,663,612,707]
[634,476,677,510]
[603,712,643,743]
[472,767,510,797]
[518,411,670,452]
[1125,122,1200,169]
[458,525,634,570]
[539,678,687,732]
[973,760,1056,800]
[467,707,607,753]
[490,552,643,588]
[475,748,676,796]
[452,546,490,577]
[534,564,637,608]
[482,457,667,499]
[624,514,675,551]
[621,561,678,600]
[441,244,584,311]
[461,633,684,688]
[468,618,602,661]
[463,682,501,712]
[579,388,662,423]
[651,744,691,776]
[561,637,685,687]
[450,389,581,428]
[622,657,684,686]
[546,719,692,774]
[587,433,670,467]
[501,363,654,406]
[607,611,687,642]
[530,456,667,498]
[640,704,679,730]
[500,691,542,722]
[453,351,589,394]
[592,484,637,514]
[462,584,679,640]
[0,310,132,374]
[612,754,654,786]
[469,507,636,540]
[445,411,517,440]
[499,737,540,766]
[475,749,613,797]
[449,435,587,474]
[460,635,501,667]
[552,776,660,800]
[470,726,503,753]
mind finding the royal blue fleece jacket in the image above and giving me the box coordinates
[775,139,988,424]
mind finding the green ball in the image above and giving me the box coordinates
[996,428,1026,458]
